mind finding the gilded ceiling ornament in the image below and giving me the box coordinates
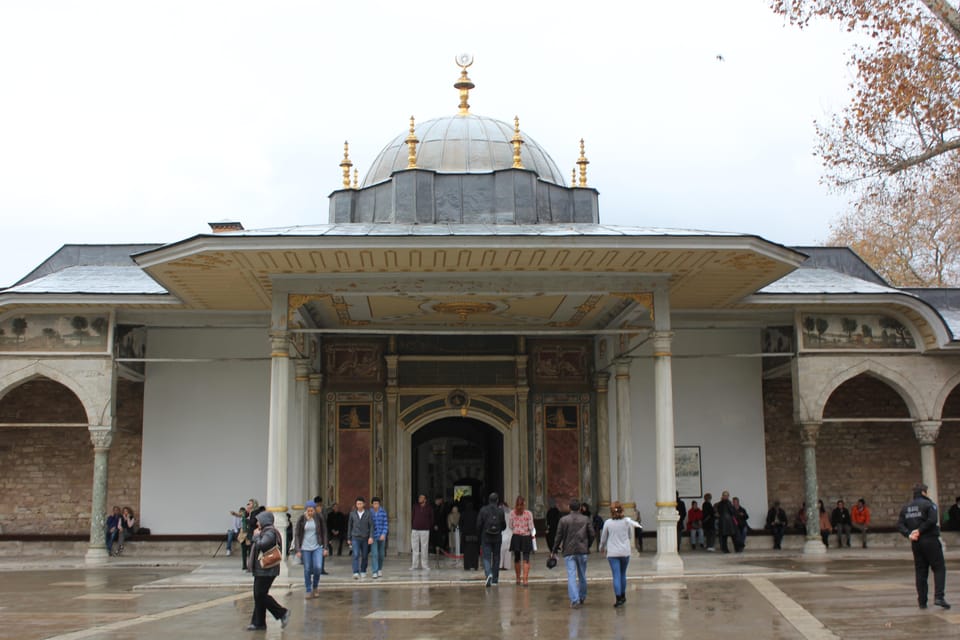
[287,293,331,323]
[611,292,655,322]
[432,301,498,322]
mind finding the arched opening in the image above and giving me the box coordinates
[820,373,917,522]
[0,376,87,425]
[411,416,503,508]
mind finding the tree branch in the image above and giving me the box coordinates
[885,136,960,173]
[919,0,960,42]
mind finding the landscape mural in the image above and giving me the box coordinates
[0,313,111,353]
[800,314,916,350]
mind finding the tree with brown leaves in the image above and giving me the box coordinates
[773,1,960,285]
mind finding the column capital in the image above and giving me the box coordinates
[88,426,113,451]
[614,357,631,375]
[913,420,942,446]
[269,331,290,357]
[294,359,311,381]
[308,373,323,394]
[799,421,821,447]
[594,370,610,391]
[651,330,674,354]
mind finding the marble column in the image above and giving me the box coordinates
[308,373,322,499]
[293,360,310,503]
[516,349,530,510]
[614,358,633,507]
[267,331,291,575]
[85,426,113,565]
[913,420,942,505]
[594,371,611,510]
[651,331,682,573]
[800,421,826,556]
[385,349,400,553]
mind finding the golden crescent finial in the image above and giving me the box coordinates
[511,116,525,169]
[454,54,475,115]
[339,141,353,189]
[576,138,589,187]
[405,115,419,169]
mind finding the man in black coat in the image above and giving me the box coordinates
[898,482,950,610]
[476,492,505,587]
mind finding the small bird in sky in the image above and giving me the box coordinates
[716,54,725,62]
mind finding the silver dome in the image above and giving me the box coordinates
[362,114,567,187]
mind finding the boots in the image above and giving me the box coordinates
[515,562,522,584]
[614,595,626,607]
[522,560,530,586]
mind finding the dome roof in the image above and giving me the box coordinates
[362,114,567,188]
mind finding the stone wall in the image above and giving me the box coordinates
[763,372,944,528]
[0,379,143,535]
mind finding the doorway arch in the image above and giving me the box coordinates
[396,406,518,554]
[411,417,503,508]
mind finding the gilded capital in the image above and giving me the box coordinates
[295,359,311,381]
[308,373,322,395]
[88,426,113,450]
[651,330,674,355]
[594,371,610,392]
[799,422,820,447]
[913,420,941,446]
[270,331,290,357]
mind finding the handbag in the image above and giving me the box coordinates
[236,529,248,544]
[259,544,282,569]
[546,553,557,569]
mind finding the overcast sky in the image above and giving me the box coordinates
[0,1,856,288]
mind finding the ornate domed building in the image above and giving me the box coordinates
[3,58,960,569]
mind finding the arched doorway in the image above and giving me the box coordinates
[411,417,503,508]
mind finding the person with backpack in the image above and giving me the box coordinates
[553,498,594,608]
[476,492,506,587]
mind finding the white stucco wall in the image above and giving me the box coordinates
[140,327,270,534]
[609,328,769,531]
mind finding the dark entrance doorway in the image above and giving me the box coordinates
[411,417,503,510]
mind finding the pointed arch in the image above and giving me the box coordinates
[812,359,922,421]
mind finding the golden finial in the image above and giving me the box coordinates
[352,168,359,189]
[454,53,475,115]
[576,138,589,187]
[511,116,525,169]
[571,167,577,187]
[405,116,419,169]
[339,141,353,189]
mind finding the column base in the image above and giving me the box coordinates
[802,538,828,557]
[85,546,110,566]
[653,549,685,574]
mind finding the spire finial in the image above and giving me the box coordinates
[571,167,577,188]
[576,138,589,187]
[511,116,525,169]
[352,168,359,189]
[454,53,475,115]
[339,141,353,189]
[405,115,419,169]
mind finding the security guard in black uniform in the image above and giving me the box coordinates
[897,482,950,609]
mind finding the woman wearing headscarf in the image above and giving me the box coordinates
[246,511,291,631]
[294,500,328,598]
[599,501,642,607]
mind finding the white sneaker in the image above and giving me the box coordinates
[353,573,360,580]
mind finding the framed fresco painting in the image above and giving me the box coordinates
[675,446,702,499]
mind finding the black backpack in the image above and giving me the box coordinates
[485,508,504,536]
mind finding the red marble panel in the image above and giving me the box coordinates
[338,429,371,507]
[546,428,580,504]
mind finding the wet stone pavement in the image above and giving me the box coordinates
[0,551,956,639]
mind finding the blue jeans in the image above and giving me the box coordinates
[351,537,370,574]
[565,554,588,603]
[370,537,386,574]
[481,538,502,583]
[608,556,629,597]
[106,528,119,553]
[226,529,237,553]
[301,548,323,592]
